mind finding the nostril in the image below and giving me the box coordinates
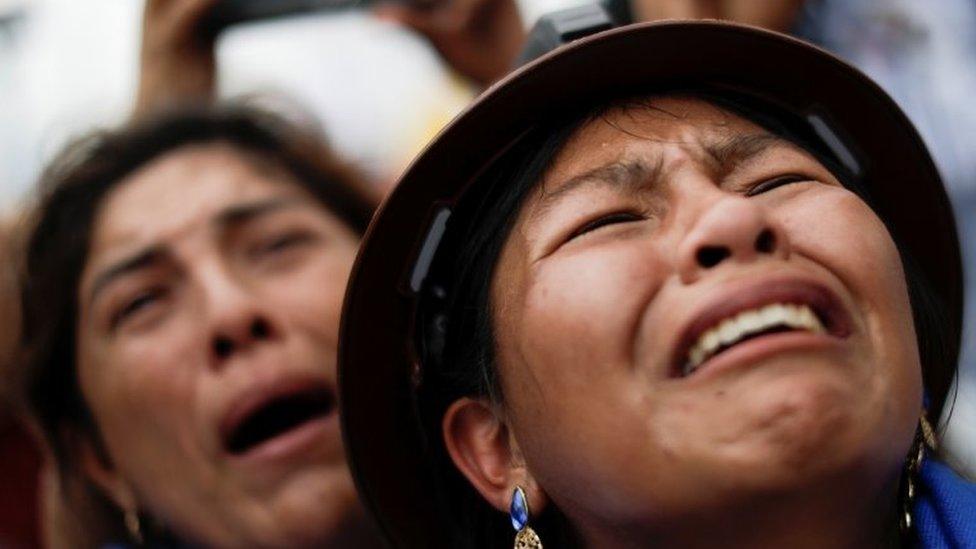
[214,336,234,359]
[251,318,270,339]
[696,245,731,268]
[755,229,776,254]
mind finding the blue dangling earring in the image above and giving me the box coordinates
[511,486,543,548]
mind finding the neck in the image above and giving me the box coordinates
[577,475,904,549]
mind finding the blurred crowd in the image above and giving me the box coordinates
[1,0,974,547]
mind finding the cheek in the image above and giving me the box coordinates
[505,261,640,412]
[781,188,916,355]
[264,244,357,344]
[514,242,670,375]
[495,242,673,516]
[778,188,920,437]
[77,320,210,499]
[785,192,900,282]
[79,321,203,439]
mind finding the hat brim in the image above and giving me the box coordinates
[339,20,962,548]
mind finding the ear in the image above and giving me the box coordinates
[442,397,547,516]
[66,426,137,513]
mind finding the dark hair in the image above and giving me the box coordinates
[17,104,377,544]
[416,106,592,548]
[417,93,956,548]
[0,217,24,408]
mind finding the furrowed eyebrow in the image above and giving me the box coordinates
[88,247,166,305]
[215,197,305,228]
[529,132,793,225]
[531,132,791,223]
[87,199,306,305]
[703,132,787,170]
[532,158,661,222]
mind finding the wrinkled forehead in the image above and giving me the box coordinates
[90,144,300,252]
[79,144,314,298]
[540,95,777,191]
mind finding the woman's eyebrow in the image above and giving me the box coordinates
[703,132,787,170]
[87,199,306,305]
[533,158,660,222]
[530,132,788,223]
[88,246,166,305]
[215,197,305,228]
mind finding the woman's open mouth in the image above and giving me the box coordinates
[222,383,336,457]
[672,279,852,377]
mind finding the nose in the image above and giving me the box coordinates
[676,196,790,284]
[203,268,281,365]
[212,316,276,361]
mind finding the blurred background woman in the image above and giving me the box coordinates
[7,0,525,545]
[16,105,384,548]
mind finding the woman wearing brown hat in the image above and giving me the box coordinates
[338,13,976,549]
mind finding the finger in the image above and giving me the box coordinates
[144,0,178,18]
[170,0,222,26]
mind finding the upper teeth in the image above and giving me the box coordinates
[684,303,825,375]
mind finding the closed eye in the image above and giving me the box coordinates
[568,212,644,242]
[112,287,167,329]
[252,231,315,258]
[746,174,812,196]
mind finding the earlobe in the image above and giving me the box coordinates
[442,397,548,515]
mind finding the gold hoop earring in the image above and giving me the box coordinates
[124,506,144,545]
[901,411,938,533]
[511,486,543,549]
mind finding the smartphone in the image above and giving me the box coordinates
[207,0,374,30]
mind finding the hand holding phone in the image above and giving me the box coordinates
[373,0,525,86]
[210,0,527,86]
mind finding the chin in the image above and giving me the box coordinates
[722,362,868,484]
[243,466,363,549]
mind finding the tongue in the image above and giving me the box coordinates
[226,393,332,455]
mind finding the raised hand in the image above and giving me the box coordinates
[374,0,526,87]
[136,0,221,116]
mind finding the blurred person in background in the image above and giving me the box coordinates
[11,1,530,547]
[16,105,384,548]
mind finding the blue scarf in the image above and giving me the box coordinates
[915,459,976,548]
